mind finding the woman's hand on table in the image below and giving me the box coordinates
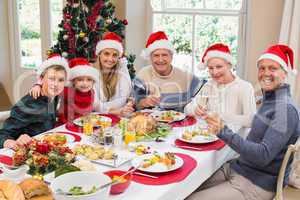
[195,105,207,117]
[120,102,135,117]
[203,113,224,135]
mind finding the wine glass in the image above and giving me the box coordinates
[153,86,161,111]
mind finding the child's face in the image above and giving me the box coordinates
[41,68,66,97]
[73,76,94,92]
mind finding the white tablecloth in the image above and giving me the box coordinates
[0,118,234,200]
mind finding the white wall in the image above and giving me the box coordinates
[125,0,149,70]
[0,0,12,102]
[245,0,284,86]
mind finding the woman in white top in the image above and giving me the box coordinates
[93,32,134,116]
[185,43,256,137]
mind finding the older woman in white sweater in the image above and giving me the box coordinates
[184,43,256,137]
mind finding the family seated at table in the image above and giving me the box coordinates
[0,30,299,200]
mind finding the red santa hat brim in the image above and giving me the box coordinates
[96,40,123,56]
[37,56,69,79]
[69,65,100,83]
[203,50,233,66]
[141,39,175,60]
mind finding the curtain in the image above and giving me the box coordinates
[279,0,300,106]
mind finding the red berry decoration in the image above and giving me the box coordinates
[123,19,128,25]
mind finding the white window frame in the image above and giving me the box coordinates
[148,0,249,78]
[7,0,64,76]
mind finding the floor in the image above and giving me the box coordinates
[283,186,300,200]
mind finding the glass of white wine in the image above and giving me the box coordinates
[153,86,161,110]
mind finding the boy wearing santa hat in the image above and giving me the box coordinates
[134,31,203,112]
[0,54,69,149]
[187,44,300,200]
[184,43,256,138]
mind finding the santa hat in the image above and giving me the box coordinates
[69,57,99,82]
[141,31,175,60]
[257,44,296,74]
[37,53,69,77]
[198,43,233,70]
[95,32,123,56]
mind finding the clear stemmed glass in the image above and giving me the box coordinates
[153,86,161,111]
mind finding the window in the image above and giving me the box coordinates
[9,0,64,69]
[150,0,247,78]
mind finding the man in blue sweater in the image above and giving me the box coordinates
[187,44,300,200]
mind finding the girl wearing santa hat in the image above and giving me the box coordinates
[93,32,134,116]
[57,57,100,123]
[184,43,256,139]
[187,44,300,200]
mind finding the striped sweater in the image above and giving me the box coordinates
[133,65,204,112]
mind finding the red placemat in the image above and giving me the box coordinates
[45,131,81,142]
[131,153,197,185]
[0,155,12,165]
[0,155,13,173]
[170,116,197,127]
[65,114,121,133]
[175,139,226,151]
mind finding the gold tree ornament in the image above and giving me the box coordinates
[79,32,86,38]
[46,50,52,56]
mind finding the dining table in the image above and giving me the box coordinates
[0,116,236,200]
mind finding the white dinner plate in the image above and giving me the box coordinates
[151,110,186,123]
[37,132,76,143]
[73,114,112,127]
[178,133,219,144]
[131,153,183,173]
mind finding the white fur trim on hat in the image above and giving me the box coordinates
[96,40,123,56]
[203,50,233,66]
[69,65,100,83]
[257,53,288,71]
[141,39,175,60]
[37,57,69,78]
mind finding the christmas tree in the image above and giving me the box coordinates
[49,0,135,78]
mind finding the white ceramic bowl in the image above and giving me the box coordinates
[50,171,111,200]
[0,164,29,181]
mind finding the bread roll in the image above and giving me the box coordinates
[19,178,51,199]
[30,195,54,200]
[0,180,25,200]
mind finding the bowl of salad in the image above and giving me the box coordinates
[51,171,111,200]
